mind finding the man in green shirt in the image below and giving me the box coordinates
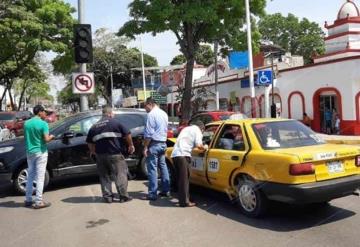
[24,105,54,209]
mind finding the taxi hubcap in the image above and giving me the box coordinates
[239,184,257,212]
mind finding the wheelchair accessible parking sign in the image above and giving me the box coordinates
[256,70,272,86]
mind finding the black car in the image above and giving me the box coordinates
[0,109,152,194]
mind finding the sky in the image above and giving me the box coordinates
[64,0,348,66]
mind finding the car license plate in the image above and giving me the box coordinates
[327,161,344,174]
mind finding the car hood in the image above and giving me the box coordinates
[0,136,24,147]
[272,144,360,163]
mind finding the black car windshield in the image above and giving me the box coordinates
[49,114,78,130]
[114,113,147,130]
[252,120,326,150]
[0,113,15,121]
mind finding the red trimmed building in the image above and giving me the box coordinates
[191,0,360,135]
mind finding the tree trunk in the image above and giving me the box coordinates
[8,88,14,111]
[181,57,195,120]
[17,81,28,111]
[0,87,7,111]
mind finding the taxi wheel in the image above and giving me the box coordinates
[236,178,268,217]
[13,165,50,195]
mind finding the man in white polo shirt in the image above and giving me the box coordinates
[171,120,208,207]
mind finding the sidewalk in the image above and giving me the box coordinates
[317,133,360,145]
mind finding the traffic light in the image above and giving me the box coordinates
[74,24,93,63]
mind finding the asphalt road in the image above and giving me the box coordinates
[0,177,359,247]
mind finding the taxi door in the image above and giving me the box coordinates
[189,123,220,187]
[205,124,248,190]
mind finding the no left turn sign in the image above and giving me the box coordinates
[72,73,95,94]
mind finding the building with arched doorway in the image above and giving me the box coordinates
[190,0,360,135]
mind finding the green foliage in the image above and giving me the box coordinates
[0,0,76,80]
[170,54,186,65]
[171,44,214,66]
[119,0,266,119]
[13,61,49,110]
[57,83,80,108]
[258,13,325,64]
[91,28,158,104]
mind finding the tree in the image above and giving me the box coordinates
[14,62,47,110]
[0,0,76,85]
[171,44,214,66]
[91,28,158,104]
[258,13,325,64]
[57,84,80,112]
[119,0,266,120]
[170,54,186,66]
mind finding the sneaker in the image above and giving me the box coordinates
[32,201,51,209]
[158,192,171,198]
[119,196,133,203]
[24,201,33,208]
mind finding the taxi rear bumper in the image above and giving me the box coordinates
[260,175,360,204]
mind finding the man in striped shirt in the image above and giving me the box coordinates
[86,106,135,203]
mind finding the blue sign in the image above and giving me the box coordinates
[228,51,249,69]
[256,70,272,86]
[241,79,250,88]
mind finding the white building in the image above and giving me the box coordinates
[191,0,360,135]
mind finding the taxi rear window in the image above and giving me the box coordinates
[252,120,325,149]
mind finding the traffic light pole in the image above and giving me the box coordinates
[78,0,89,112]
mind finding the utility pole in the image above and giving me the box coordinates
[110,64,114,108]
[78,0,89,111]
[270,51,276,118]
[245,0,256,117]
[140,36,147,101]
[214,40,219,110]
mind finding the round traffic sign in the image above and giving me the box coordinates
[74,74,93,92]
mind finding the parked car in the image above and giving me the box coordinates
[45,110,58,123]
[0,109,162,194]
[165,119,360,217]
[0,111,32,137]
[0,123,13,142]
[176,111,235,135]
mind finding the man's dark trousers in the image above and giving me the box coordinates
[173,156,191,206]
[96,154,129,200]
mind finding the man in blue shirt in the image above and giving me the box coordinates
[143,97,170,200]
[86,106,135,203]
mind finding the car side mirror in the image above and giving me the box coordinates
[63,131,75,139]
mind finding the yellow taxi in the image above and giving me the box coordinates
[165,118,360,217]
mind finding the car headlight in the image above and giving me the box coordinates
[0,146,14,154]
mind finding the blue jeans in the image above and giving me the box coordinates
[25,152,48,204]
[146,142,170,198]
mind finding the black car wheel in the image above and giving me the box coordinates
[236,177,268,218]
[13,165,50,195]
[139,157,148,178]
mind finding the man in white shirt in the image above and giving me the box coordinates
[171,121,208,207]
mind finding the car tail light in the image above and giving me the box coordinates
[355,156,360,167]
[289,163,315,175]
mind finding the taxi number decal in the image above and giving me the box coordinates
[191,157,204,171]
[208,158,219,173]
[315,152,336,160]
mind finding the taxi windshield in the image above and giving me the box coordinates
[252,120,325,150]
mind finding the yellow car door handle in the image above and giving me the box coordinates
[231,156,239,161]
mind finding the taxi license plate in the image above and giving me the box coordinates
[327,161,344,174]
